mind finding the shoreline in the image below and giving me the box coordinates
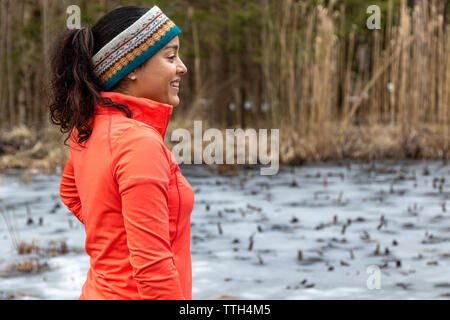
[1,123,448,174]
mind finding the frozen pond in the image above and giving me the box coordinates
[0,160,449,299]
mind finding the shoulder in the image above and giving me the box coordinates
[109,116,163,146]
[111,121,167,159]
[109,119,172,174]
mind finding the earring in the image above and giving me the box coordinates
[129,74,136,80]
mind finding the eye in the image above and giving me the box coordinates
[168,55,177,61]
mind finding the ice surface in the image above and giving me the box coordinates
[0,160,449,299]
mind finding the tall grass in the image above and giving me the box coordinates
[259,0,449,162]
[0,0,448,168]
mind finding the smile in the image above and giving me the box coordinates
[170,80,180,90]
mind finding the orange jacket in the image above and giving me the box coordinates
[60,91,194,300]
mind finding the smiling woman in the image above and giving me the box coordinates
[121,37,188,107]
[47,5,195,300]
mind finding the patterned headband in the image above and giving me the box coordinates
[92,5,181,90]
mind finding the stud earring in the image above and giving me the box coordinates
[129,74,136,80]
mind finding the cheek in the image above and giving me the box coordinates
[137,60,175,93]
[138,70,162,90]
[161,68,177,90]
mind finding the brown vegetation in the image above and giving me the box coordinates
[0,0,448,170]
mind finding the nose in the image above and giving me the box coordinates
[177,58,188,75]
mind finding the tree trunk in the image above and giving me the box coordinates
[41,0,49,76]
[33,73,41,127]
[17,0,26,126]
[6,0,16,129]
[0,0,6,128]
[188,5,202,100]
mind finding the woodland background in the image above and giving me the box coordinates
[0,0,449,172]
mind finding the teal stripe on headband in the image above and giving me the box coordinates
[102,26,182,90]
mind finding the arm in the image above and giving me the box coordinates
[60,152,84,224]
[112,125,185,300]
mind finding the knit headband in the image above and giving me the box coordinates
[92,5,181,90]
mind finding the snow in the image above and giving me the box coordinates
[0,160,449,299]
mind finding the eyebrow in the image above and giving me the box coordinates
[163,45,179,51]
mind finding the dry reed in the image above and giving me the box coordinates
[0,0,448,168]
[260,0,449,162]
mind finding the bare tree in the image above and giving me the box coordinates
[0,0,6,128]
[6,0,16,128]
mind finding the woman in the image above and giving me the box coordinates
[48,5,194,300]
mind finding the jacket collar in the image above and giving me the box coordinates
[96,91,173,138]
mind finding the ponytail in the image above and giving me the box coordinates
[48,27,132,146]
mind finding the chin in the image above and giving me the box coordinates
[170,96,180,107]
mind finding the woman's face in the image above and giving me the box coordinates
[130,36,187,106]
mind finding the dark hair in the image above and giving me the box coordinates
[48,6,150,146]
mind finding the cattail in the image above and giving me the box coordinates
[340,260,349,266]
[297,250,303,261]
[248,234,254,251]
[257,255,264,265]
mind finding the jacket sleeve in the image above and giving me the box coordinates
[60,152,84,224]
[111,125,185,300]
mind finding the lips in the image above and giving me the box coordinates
[170,79,180,90]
